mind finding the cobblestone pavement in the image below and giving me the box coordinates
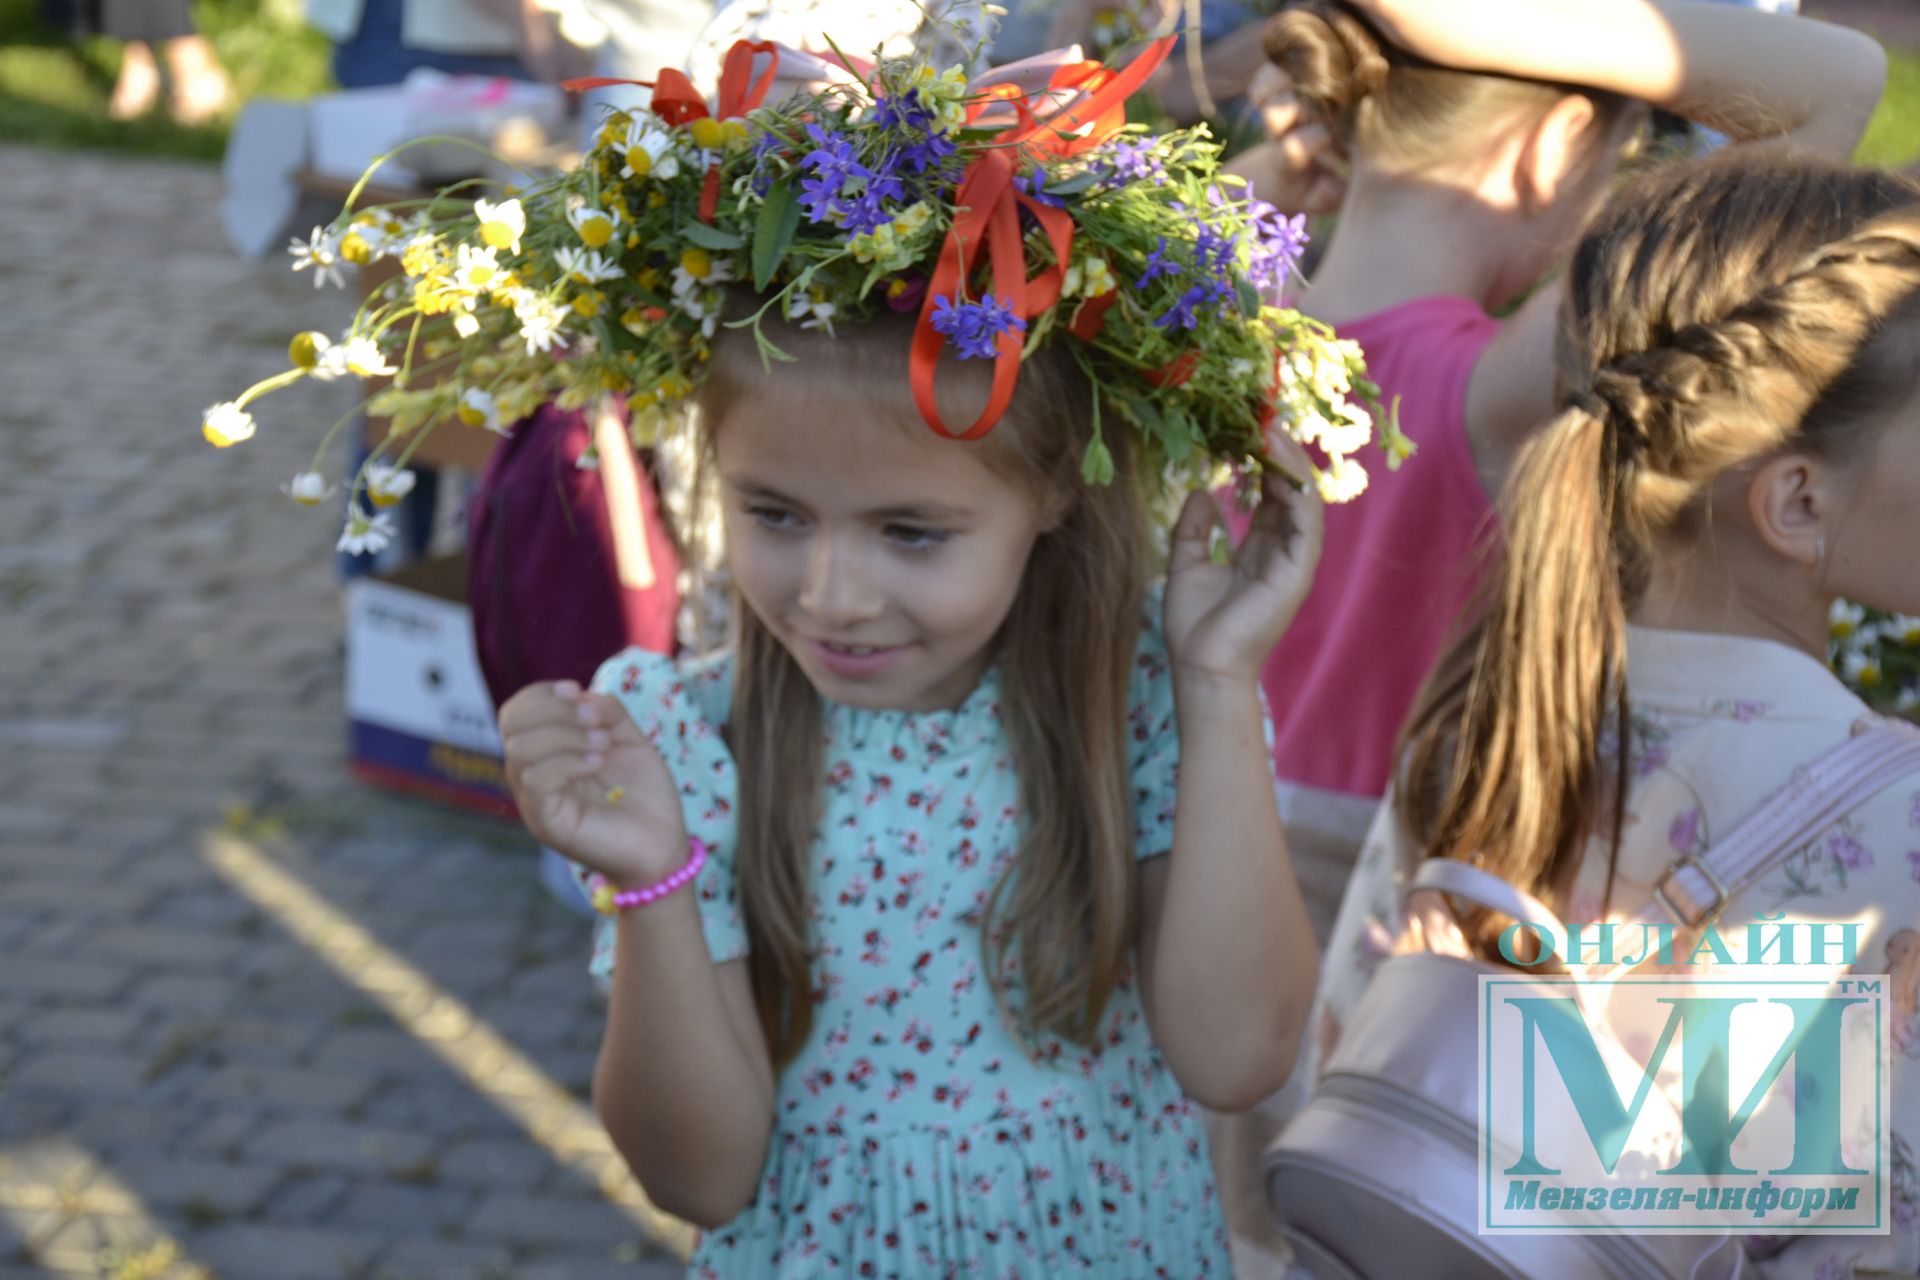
[0,145,686,1279]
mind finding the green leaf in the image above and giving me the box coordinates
[1236,279,1262,319]
[1044,169,1105,199]
[679,221,747,251]
[1080,436,1115,487]
[751,184,801,290]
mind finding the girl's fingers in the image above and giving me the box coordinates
[499,681,588,735]
[503,725,604,768]
[1166,489,1222,572]
[519,752,605,796]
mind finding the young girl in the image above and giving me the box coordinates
[1239,0,1882,929]
[473,35,1376,1275]
[1318,153,1920,1277]
[1208,4,1883,1269]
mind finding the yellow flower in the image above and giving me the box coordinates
[338,231,374,265]
[568,204,620,249]
[620,307,649,334]
[473,198,526,254]
[689,116,728,151]
[679,247,713,279]
[653,372,693,403]
[288,331,329,370]
[401,234,441,278]
[572,290,605,318]
[894,201,932,238]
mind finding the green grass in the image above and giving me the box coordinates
[1859,46,1920,169]
[0,0,331,160]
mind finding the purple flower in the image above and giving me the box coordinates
[930,293,1026,360]
[900,130,957,174]
[1136,237,1179,287]
[1153,277,1234,332]
[839,180,902,236]
[1828,831,1872,871]
[1243,192,1309,292]
[872,93,932,134]
[1193,224,1238,275]
[1015,170,1065,209]
[1102,137,1162,183]
[799,123,871,224]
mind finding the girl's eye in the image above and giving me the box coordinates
[747,504,801,531]
[885,524,949,550]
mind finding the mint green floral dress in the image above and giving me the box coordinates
[584,598,1232,1277]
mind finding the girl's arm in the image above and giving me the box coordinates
[1433,0,1888,490]
[1137,673,1320,1110]
[1143,471,1323,1110]
[500,682,775,1227]
[1353,0,1886,157]
[593,921,775,1229]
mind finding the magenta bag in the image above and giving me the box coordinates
[467,399,680,710]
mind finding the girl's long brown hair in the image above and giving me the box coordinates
[696,310,1151,1068]
[1399,155,1920,917]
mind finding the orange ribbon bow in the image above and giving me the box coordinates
[563,41,782,224]
[909,36,1175,440]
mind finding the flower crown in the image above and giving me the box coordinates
[208,37,1407,550]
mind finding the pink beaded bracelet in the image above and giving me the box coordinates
[587,837,708,915]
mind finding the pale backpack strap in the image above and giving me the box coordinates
[1408,858,1567,940]
[1630,720,1920,933]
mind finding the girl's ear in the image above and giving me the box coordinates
[1038,481,1076,534]
[1744,452,1830,571]
[1515,93,1599,215]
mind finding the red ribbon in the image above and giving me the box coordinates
[562,41,781,223]
[910,36,1174,440]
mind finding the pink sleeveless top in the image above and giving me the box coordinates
[1232,295,1501,798]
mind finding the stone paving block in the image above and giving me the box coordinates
[245,1119,436,1176]
[365,1238,516,1280]
[28,1008,151,1049]
[258,1172,353,1225]
[464,1192,648,1253]
[307,1029,451,1081]
[190,1224,376,1280]
[436,1139,557,1191]
[3,959,130,1003]
[514,1251,689,1280]
[88,925,245,972]
[124,973,238,1018]
[102,1158,281,1217]
[334,1182,479,1235]
[6,1051,147,1097]
[196,1064,377,1111]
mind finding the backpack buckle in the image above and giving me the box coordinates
[1652,854,1729,929]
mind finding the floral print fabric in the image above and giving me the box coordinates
[584,595,1230,1277]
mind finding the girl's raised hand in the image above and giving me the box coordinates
[1163,446,1325,688]
[499,681,688,886]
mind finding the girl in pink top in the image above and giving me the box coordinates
[1212,1,1884,1273]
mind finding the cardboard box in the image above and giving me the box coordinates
[345,554,515,818]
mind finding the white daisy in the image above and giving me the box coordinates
[457,388,505,434]
[514,295,568,355]
[555,246,623,286]
[786,291,836,335]
[288,226,347,289]
[337,506,396,556]
[365,464,417,508]
[339,336,397,379]
[472,197,526,255]
[1830,600,1867,641]
[621,120,680,181]
[1841,649,1884,687]
[451,307,481,339]
[280,471,335,506]
[454,243,502,294]
[568,204,621,249]
[201,402,257,448]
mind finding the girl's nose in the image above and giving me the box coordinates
[797,533,883,626]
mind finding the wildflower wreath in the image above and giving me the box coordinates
[207,35,1408,555]
[1829,603,1920,716]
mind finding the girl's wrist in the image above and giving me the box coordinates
[589,837,708,914]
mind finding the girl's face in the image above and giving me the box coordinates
[714,385,1058,713]
[1824,398,1920,616]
